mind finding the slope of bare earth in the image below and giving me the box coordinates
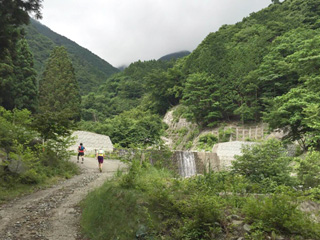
[0,156,127,240]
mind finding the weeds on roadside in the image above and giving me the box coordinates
[80,140,320,239]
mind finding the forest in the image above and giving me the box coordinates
[1,0,320,239]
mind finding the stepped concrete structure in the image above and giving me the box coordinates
[212,141,257,170]
[69,131,113,155]
[172,142,257,177]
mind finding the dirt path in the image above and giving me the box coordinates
[0,156,127,240]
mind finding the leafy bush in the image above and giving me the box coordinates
[304,186,320,201]
[119,159,145,188]
[185,141,193,149]
[218,127,234,142]
[243,193,320,239]
[145,145,174,170]
[177,127,188,136]
[297,151,320,188]
[194,171,249,196]
[232,139,295,188]
[20,168,45,184]
[0,107,79,202]
[186,127,200,141]
[0,107,37,153]
[177,195,224,239]
[103,108,164,148]
[197,133,218,151]
[172,105,189,123]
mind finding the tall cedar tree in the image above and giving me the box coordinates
[0,35,38,112]
[0,0,42,111]
[37,46,81,140]
[0,0,42,53]
[13,39,38,111]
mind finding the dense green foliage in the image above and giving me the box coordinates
[232,139,295,191]
[0,0,42,51]
[297,151,320,188]
[0,107,78,203]
[36,46,81,141]
[0,0,41,112]
[182,0,320,124]
[81,59,175,121]
[243,193,319,239]
[24,19,119,94]
[197,133,218,151]
[182,72,221,126]
[79,59,177,147]
[81,146,320,239]
[79,108,164,148]
[0,38,38,112]
[0,0,80,204]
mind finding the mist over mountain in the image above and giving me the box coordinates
[158,50,191,61]
[117,65,128,71]
[24,19,119,94]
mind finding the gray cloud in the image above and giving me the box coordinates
[40,0,272,67]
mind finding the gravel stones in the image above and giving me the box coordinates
[0,158,126,240]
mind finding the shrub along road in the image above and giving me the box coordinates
[0,156,127,240]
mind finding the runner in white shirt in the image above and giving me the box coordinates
[96,149,105,172]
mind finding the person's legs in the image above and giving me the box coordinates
[77,153,80,163]
[98,156,104,172]
[78,152,84,164]
[99,163,102,172]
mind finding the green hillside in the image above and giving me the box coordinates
[181,0,320,125]
[81,59,175,121]
[80,0,320,151]
[24,19,119,94]
[158,50,191,61]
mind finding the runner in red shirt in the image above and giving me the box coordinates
[77,143,86,164]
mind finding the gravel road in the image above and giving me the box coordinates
[0,156,127,240]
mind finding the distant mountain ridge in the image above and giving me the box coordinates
[158,50,190,61]
[24,19,119,94]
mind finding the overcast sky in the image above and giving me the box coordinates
[39,0,272,68]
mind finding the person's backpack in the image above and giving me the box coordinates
[98,149,104,156]
[78,145,84,152]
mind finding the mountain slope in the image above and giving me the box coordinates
[158,50,191,61]
[24,19,119,94]
[179,0,320,124]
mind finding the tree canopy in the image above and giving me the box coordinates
[36,46,81,140]
[0,0,42,112]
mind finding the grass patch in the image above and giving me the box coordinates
[81,183,152,240]
[0,176,60,204]
[80,165,173,240]
[0,160,80,205]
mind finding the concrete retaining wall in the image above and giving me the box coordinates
[68,131,113,155]
[212,141,257,170]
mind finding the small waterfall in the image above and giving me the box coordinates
[177,151,197,177]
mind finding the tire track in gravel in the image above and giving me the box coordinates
[0,156,127,240]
